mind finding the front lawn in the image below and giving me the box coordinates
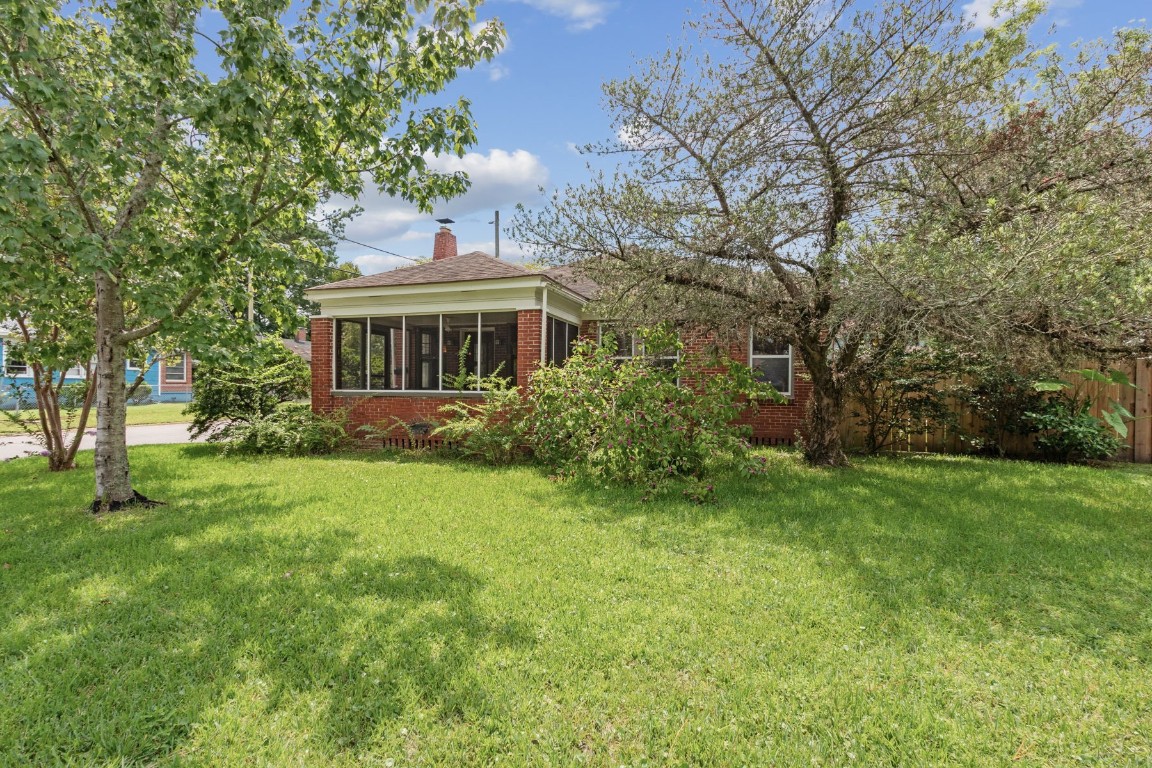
[1,448,1149,766]
[0,401,191,435]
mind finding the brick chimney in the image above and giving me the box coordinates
[432,225,457,261]
[295,327,308,343]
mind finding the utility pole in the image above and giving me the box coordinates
[491,210,500,259]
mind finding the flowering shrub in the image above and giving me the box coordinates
[523,328,780,485]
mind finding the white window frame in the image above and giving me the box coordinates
[332,312,517,394]
[164,353,187,383]
[2,342,29,377]
[597,324,680,373]
[749,330,792,397]
[546,315,579,366]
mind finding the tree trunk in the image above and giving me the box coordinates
[93,271,137,510]
[804,384,849,467]
[798,340,850,467]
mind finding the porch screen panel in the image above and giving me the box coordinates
[482,311,518,384]
[404,314,441,391]
[368,318,402,390]
[546,317,578,366]
[440,313,477,390]
[336,319,367,390]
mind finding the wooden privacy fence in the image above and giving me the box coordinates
[840,358,1152,463]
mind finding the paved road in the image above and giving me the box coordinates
[0,423,205,461]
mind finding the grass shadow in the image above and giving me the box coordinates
[0,457,532,764]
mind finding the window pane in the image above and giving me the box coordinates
[752,357,790,393]
[368,317,402,390]
[404,314,440,391]
[164,353,186,382]
[600,324,633,358]
[336,319,366,390]
[483,311,518,384]
[752,334,789,357]
[547,317,577,366]
[4,344,28,374]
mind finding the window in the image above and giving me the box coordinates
[598,323,636,361]
[749,332,792,396]
[546,316,579,365]
[2,343,28,376]
[164,353,187,383]
[598,324,678,368]
[333,312,518,392]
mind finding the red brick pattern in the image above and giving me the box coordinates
[516,309,543,390]
[432,226,457,261]
[311,317,334,415]
[312,314,810,445]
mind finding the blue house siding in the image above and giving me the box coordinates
[0,337,192,407]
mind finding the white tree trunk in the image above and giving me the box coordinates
[93,270,135,507]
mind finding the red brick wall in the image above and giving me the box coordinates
[678,328,808,445]
[311,317,334,415]
[517,309,543,390]
[312,314,810,445]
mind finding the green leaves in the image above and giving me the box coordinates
[1,0,504,499]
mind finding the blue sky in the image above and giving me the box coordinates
[338,0,1152,273]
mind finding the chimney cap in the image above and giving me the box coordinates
[435,217,455,225]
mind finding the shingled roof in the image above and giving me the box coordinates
[310,251,597,300]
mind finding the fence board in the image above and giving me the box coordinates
[1136,358,1152,463]
[841,357,1152,463]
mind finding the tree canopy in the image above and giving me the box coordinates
[0,0,503,508]
[515,0,1152,466]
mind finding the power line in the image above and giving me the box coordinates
[330,233,421,264]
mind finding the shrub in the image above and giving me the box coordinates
[960,361,1051,457]
[218,402,347,456]
[187,339,310,438]
[127,382,152,406]
[433,378,528,464]
[847,344,959,454]
[522,329,779,486]
[59,381,91,411]
[1028,399,1124,462]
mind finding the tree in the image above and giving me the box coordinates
[0,0,503,509]
[515,0,1152,466]
[185,337,311,440]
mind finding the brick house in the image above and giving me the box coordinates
[304,226,809,444]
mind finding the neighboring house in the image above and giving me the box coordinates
[304,226,809,444]
[0,328,194,405]
[280,328,312,364]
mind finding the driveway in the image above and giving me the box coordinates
[0,423,205,461]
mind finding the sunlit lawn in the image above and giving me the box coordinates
[0,401,191,435]
[0,446,1149,766]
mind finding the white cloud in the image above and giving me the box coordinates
[350,253,417,274]
[423,148,549,219]
[457,238,534,261]
[488,63,510,81]
[333,148,550,269]
[961,0,1001,30]
[511,0,614,31]
[962,0,1081,30]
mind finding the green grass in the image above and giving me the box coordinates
[0,401,191,435]
[1,448,1150,766]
